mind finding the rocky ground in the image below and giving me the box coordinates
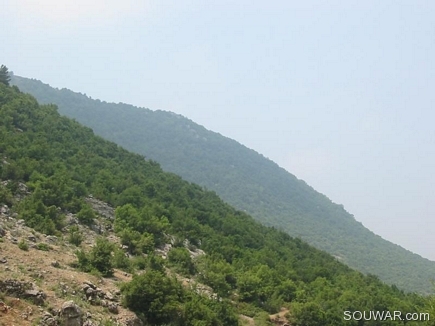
[0,197,141,326]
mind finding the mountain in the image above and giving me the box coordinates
[4,70,435,325]
[10,75,435,294]
[4,75,434,325]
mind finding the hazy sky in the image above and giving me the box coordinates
[3,1,435,260]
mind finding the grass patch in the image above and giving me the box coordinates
[18,239,29,251]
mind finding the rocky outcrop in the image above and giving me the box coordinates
[80,281,120,313]
[0,279,46,305]
[40,311,58,326]
[0,279,32,296]
[85,196,114,221]
[0,180,30,200]
[23,289,47,305]
[124,316,144,326]
[0,204,9,217]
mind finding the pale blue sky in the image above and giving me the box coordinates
[2,1,435,259]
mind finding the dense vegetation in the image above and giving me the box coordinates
[11,75,435,293]
[1,75,434,324]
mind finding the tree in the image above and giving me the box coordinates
[121,270,184,325]
[76,237,114,277]
[290,302,327,326]
[76,204,96,225]
[0,65,10,86]
[168,247,195,276]
[90,237,114,276]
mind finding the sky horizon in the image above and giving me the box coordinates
[3,1,435,260]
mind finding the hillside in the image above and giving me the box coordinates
[1,74,434,324]
[10,74,435,294]
[0,195,143,326]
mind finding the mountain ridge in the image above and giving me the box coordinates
[10,74,435,293]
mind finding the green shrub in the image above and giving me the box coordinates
[0,186,13,206]
[18,239,29,251]
[76,205,95,225]
[168,247,195,276]
[131,256,147,270]
[75,237,114,277]
[121,270,184,325]
[75,249,91,272]
[68,225,83,246]
[36,243,50,251]
[113,248,132,273]
[118,228,155,255]
[90,237,114,277]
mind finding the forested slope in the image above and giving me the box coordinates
[3,73,435,325]
[10,75,435,294]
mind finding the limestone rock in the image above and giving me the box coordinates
[51,260,60,268]
[39,312,58,326]
[83,280,96,289]
[105,291,114,301]
[0,279,33,297]
[85,196,114,221]
[24,289,46,305]
[28,234,37,242]
[107,302,118,314]
[59,301,82,326]
[124,315,144,326]
[46,235,58,244]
